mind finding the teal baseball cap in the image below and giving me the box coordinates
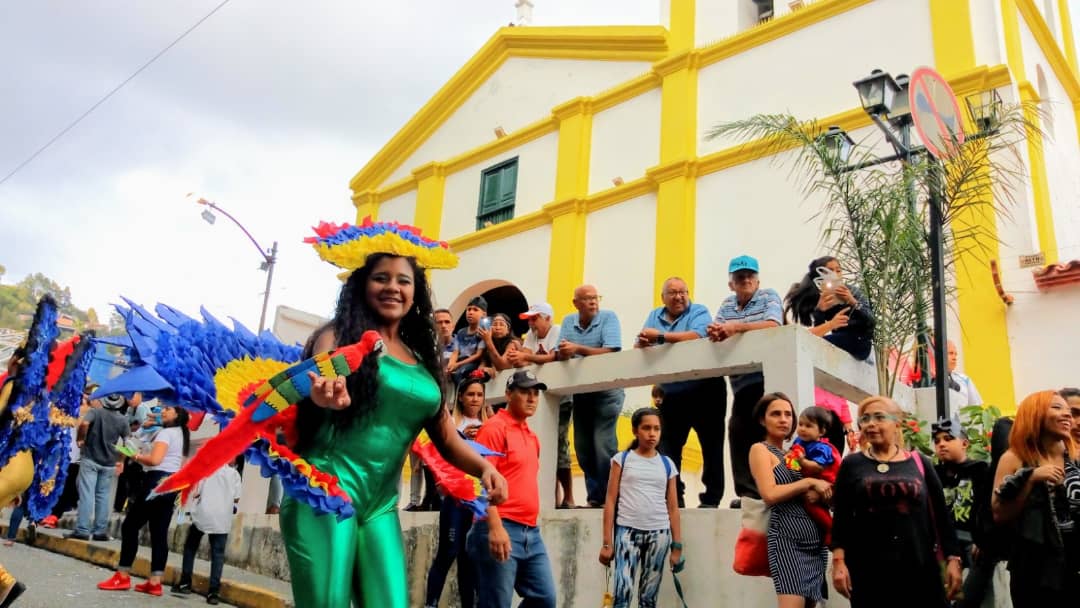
[728,255,760,274]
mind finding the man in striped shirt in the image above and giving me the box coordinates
[707,255,783,507]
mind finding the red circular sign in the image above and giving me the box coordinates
[909,66,966,160]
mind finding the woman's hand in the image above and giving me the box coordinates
[808,479,833,502]
[598,544,614,566]
[945,558,963,599]
[464,424,481,440]
[478,327,492,344]
[480,465,508,505]
[669,546,683,570]
[832,559,852,598]
[817,291,838,310]
[827,307,851,331]
[1031,464,1065,486]
[308,372,350,410]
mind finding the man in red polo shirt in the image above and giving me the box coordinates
[466,370,557,608]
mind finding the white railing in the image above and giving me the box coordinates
[487,323,938,510]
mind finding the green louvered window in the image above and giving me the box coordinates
[476,158,518,230]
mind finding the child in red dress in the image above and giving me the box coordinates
[784,406,840,544]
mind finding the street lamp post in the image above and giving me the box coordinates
[819,69,1003,420]
[195,198,278,334]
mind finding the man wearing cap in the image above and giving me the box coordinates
[467,370,557,608]
[637,276,726,507]
[509,303,577,508]
[932,416,994,606]
[557,285,624,508]
[707,255,783,505]
[68,393,131,541]
[447,296,489,386]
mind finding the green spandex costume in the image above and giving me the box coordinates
[280,355,441,607]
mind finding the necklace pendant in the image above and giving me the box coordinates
[876,463,890,474]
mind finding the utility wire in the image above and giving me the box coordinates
[0,0,232,188]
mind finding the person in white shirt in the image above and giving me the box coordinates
[946,341,983,417]
[508,302,577,508]
[98,406,190,597]
[173,458,242,605]
[598,408,683,608]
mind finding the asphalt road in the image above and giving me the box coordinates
[1,541,205,607]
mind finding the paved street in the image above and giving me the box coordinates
[1,541,208,607]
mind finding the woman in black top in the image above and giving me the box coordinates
[831,396,962,607]
[991,390,1079,607]
[784,256,875,361]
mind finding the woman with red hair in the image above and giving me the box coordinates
[992,390,1079,606]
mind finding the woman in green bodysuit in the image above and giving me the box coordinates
[282,251,508,607]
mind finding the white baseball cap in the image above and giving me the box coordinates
[519,302,554,319]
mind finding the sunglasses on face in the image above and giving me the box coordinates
[858,412,897,426]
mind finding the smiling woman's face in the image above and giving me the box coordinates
[365,256,415,324]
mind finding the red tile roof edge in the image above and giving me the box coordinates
[1032,259,1080,290]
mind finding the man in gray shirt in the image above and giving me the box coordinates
[68,394,130,541]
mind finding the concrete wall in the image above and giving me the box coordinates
[388,57,651,184]
[378,188,418,225]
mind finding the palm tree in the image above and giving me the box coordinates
[705,104,1034,396]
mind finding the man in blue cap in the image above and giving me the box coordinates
[707,255,783,506]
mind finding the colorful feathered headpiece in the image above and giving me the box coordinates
[305,216,458,275]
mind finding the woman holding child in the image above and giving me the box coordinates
[749,393,832,608]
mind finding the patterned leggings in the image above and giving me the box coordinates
[612,525,671,608]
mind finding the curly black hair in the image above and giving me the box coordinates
[293,254,442,454]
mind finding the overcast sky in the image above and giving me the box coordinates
[0,0,658,332]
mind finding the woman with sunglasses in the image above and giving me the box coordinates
[831,396,962,607]
[991,390,1079,606]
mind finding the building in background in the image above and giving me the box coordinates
[345,0,1080,414]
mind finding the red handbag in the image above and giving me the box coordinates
[732,497,771,577]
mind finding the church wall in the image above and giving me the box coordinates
[698,0,936,154]
[440,131,559,241]
[429,224,552,312]
[376,188,416,225]
[387,57,652,184]
[588,89,661,194]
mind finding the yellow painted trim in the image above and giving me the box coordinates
[349,26,667,193]
[1060,0,1079,76]
[448,209,550,253]
[1004,1,1063,262]
[546,96,594,320]
[351,190,378,222]
[697,0,873,69]
[591,71,663,114]
[443,117,558,175]
[668,0,696,53]
[931,1,1016,410]
[585,176,656,214]
[412,162,447,240]
[929,0,975,75]
[375,175,417,204]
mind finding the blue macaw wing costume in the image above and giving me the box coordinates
[89,299,371,520]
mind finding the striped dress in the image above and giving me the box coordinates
[764,443,828,601]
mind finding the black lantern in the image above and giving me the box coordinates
[887,73,912,127]
[966,89,1004,133]
[853,69,901,116]
[819,125,855,165]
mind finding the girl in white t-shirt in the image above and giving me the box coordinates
[98,406,190,597]
[599,407,683,608]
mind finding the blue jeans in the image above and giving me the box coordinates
[75,459,116,536]
[572,389,624,505]
[466,520,556,608]
[180,524,228,593]
[5,500,25,540]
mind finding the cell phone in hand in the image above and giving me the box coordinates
[479,317,492,330]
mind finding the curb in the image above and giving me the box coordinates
[1,525,291,608]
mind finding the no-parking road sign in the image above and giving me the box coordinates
[909,66,966,160]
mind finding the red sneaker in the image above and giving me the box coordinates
[134,581,163,596]
[97,572,131,591]
[39,515,58,529]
